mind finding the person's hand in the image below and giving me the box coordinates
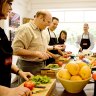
[7,86,32,96]
[54,44,65,50]
[35,51,52,60]
[54,55,61,59]
[63,44,66,49]
[79,47,83,52]
[46,50,60,59]
[19,71,34,81]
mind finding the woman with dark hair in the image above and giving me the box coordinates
[58,30,67,44]
[0,0,32,96]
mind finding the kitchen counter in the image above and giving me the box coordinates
[11,78,95,96]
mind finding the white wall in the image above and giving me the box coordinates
[1,0,96,22]
[24,0,96,17]
[1,0,28,38]
[1,0,96,39]
[12,0,28,17]
[7,0,96,18]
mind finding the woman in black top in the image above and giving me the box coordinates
[58,30,67,44]
[0,0,32,96]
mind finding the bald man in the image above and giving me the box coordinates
[12,10,52,83]
[76,23,95,52]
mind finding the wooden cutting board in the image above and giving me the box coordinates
[32,79,56,96]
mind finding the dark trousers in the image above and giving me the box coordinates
[17,59,45,84]
[45,58,55,66]
[45,50,58,65]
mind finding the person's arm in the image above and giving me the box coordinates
[57,49,64,56]
[13,47,52,60]
[0,86,10,96]
[47,44,65,51]
[47,45,54,50]
[0,85,32,96]
[12,38,51,59]
[12,28,40,58]
[76,35,82,51]
[11,64,33,81]
[88,34,95,50]
[12,47,44,58]
[46,50,60,59]
[12,28,51,60]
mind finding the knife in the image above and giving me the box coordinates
[32,89,47,94]
[35,85,46,88]
[41,68,50,70]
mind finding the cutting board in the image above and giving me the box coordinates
[21,79,56,96]
[32,79,56,96]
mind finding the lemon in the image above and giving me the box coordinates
[77,60,87,69]
[58,69,71,80]
[66,61,80,76]
[70,75,82,81]
[79,66,91,80]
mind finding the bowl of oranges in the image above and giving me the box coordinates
[56,61,91,93]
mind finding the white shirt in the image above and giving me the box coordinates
[42,28,50,45]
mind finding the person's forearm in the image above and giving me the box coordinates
[13,48,39,58]
[11,64,21,75]
[46,50,58,59]
[0,85,10,96]
[47,45,54,50]
[76,37,81,49]
[58,49,64,56]
[89,41,94,50]
[76,42,81,49]
[88,46,94,50]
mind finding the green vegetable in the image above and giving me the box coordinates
[30,75,50,85]
[46,64,59,69]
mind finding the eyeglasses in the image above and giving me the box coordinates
[43,18,51,24]
[7,2,12,6]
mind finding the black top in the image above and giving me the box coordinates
[58,38,65,44]
[0,27,13,87]
[48,28,58,54]
[48,28,58,46]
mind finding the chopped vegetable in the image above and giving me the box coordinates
[30,75,50,85]
[46,64,59,69]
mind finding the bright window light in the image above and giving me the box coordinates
[84,11,96,22]
[65,11,84,22]
[49,8,96,45]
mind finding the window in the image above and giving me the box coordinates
[84,11,96,22]
[49,9,96,45]
[50,11,65,22]
[65,11,84,22]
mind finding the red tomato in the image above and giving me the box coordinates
[79,55,85,60]
[57,61,63,66]
[63,54,69,58]
[24,81,35,90]
[66,51,72,54]
[92,61,96,66]
[92,72,96,80]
